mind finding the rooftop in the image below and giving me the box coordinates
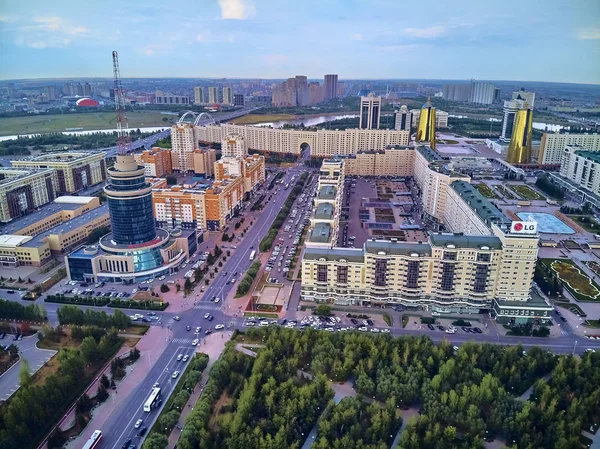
[314,203,334,220]
[575,150,600,164]
[303,246,364,263]
[365,239,432,256]
[309,222,332,243]
[318,185,337,200]
[22,203,109,249]
[0,167,54,187]
[0,235,33,248]
[495,289,553,310]
[417,145,442,162]
[1,196,98,231]
[54,195,97,204]
[13,152,99,163]
[451,181,511,228]
[429,232,503,250]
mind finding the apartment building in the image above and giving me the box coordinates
[134,148,172,177]
[192,124,410,157]
[194,86,204,105]
[192,149,217,177]
[208,87,218,104]
[222,87,233,105]
[559,146,600,195]
[152,177,244,232]
[155,90,191,105]
[222,134,247,158]
[12,152,106,195]
[214,154,265,194]
[0,168,56,223]
[359,93,381,130]
[343,146,414,177]
[538,133,600,165]
[171,123,196,173]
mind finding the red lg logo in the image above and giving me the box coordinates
[514,223,523,231]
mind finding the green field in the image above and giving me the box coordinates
[509,184,545,200]
[0,111,176,136]
[475,183,498,199]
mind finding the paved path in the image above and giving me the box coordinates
[517,373,551,401]
[0,334,56,402]
[390,407,420,448]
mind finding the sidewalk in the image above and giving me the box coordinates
[64,326,172,448]
[166,331,234,448]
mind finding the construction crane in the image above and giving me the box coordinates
[112,50,130,155]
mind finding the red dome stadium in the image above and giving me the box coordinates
[76,98,99,107]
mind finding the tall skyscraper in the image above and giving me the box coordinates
[394,105,411,131]
[194,87,204,105]
[222,87,233,105]
[208,87,218,104]
[416,97,437,149]
[84,83,92,96]
[295,76,309,106]
[309,82,324,104]
[324,74,338,100]
[506,109,533,164]
[359,93,381,130]
[470,82,496,105]
[501,99,531,143]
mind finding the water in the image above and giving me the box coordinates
[0,126,169,142]
[253,114,359,129]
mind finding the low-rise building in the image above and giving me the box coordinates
[134,148,172,177]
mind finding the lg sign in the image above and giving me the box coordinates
[510,221,537,234]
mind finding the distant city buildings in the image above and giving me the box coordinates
[194,86,204,105]
[443,81,497,105]
[155,90,191,105]
[309,82,324,104]
[470,82,496,105]
[208,87,218,104]
[359,93,381,130]
[222,87,233,105]
[233,94,244,106]
[324,74,338,100]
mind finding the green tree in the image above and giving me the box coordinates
[19,358,32,388]
[100,374,110,389]
[184,278,193,293]
[143,433,169,449]
[96,384,109,403]
[80,336,100,364]
[160,283,170,293]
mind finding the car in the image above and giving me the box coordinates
[177,354,183,361]
[381,329,391,333]
[195,326,201,333]
[427,324,435,330]
[134,419,143,428]
[215,324,224,330]
[186,325,191,331]
[182,355,189,362]
[0,333,4,339]
[585,348,596,353]
[350,318,358,325]
[461,327,470,333]
[366,319,374,326]
[137,427,147,437]
[173,316,180,321]
[473,327,482,334]
[437,325,445,331]
[121,440,132,449]
[153,382,160,388]
[204,313,210,319]
[172,371,180,379]
[204,329,212,335]
[208,315,214,321]
[445,328,456,334]
[191,339,198,346]
[453,346,460,351]
[214,298,220,303]
[6,290,15,294]
[370,328,380,333]
[358,326,368,332]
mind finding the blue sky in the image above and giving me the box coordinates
[1,0,599,83]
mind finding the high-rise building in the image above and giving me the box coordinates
[193,149,217,177]
[44,86,57,101]
[208,87,218,104]
[271,78,298,107]
[501,99,530,143]
[295,76,309,106]
[512,89,535,108]
[170,123,196,173]
[442,83,472,102]
[134,148,173,177]
[538,133,600,165]
[84,83,92,96]
[222,134,248,158]
[560,147,600,195]
[309,82,324,105]
[324,74,338,100]
[359,93,381,130]
[470,82,496,105]
[222,87,233,105]
[394,105,411,131]
[194,87,204,105]
[416,98,437,149]
[233,94,244,107]
[76,83,84,97]
[506,109,533,164]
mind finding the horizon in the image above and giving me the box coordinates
[1,0,599,84]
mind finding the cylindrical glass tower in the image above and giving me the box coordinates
[104,155,157,245]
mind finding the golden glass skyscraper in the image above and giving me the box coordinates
[416,97,436,149]
[506,109,533,164]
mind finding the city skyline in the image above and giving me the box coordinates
[0,0,599,84]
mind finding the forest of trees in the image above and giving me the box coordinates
[0,299,46,321]
[56,305,131,328]
[171,328,598,449]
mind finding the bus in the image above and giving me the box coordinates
[81,430,102,449]
[249,250,256,261]
[143,387,161,412]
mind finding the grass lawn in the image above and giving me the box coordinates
[554,301,587,317]
[0,111,175,136]
[495,185,517,200]
[230,113,297,125]
[475,183,499,199]
[567,215,600,233]
[547,259,600,301]
[508,184,545,200]
[439,139,459,144]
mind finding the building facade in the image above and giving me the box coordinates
[214,154,265,194]
[359,93,381,130]
[394,105,411,131]
[408,108,449,129]
[222,87,233,105]
[512,90,535,108]
[501,99,530,143]
[538,133,600,166]
[559,147,600,195]
[471,82,496,105]
[171,123,196,173]
[193,149,217,177]
[0,168,56,223]
[155,90,190,105]
[343,146,414,177]
[194,86,204,105]
[222,134,248,158]
[233,94,244,106]
[134,148,172,177]
[324,74,338,100]
[12,152,106,195]
[208,87,218,104]
[415,98,437,149]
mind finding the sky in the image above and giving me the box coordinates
[1,0,599,84]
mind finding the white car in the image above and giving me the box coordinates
[177,354,183,361]
[358,326,368,332]
[381,329,390,333]
[182,355,189,362]
[204,313,210,319]
[370,328,380,333]
[453,346,460,351]
[585,348,596,353]
[135,419,143,429]
[191,339,199,346]
[172,371,180,379]
[215,324,224,330]
[214,298,220,303]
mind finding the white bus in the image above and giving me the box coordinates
[249,250,256,261]
[81,430,102,449]
[143,387,161,412]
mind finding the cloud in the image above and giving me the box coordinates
[403,25,447,39]
[196,31,235,43]
[218,0,255,20]
[197,31,212,42]
[263,54,289,64]
[578,29,600,40]
[351,33,363,41]
[14,16,89,48]
[142,44,170,56]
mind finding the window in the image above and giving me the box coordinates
[374,259,387,287]
[337,265,348,284]
[405,260,420,289]
[317,264,328,283]
[440,262,455,291]
[443,251,457,261]
[477,253,491,262]
[473,265,488,293]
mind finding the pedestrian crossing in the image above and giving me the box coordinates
[192,303,221,310]
[171,337,194,344]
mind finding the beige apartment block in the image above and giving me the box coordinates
[0,167,56,223]
[171,123,196,172]
[343,146,415,177]
[193,149,217,177]
[538,132,600,165]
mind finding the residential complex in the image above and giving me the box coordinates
[301,155,550,322]
[343,146,414,177]
[208,87,218,104]
[192,123,409,157]
[359,93,381,130]
[559,147,600,195]
[222,87,233,105]
[222,133,248,158]
[154,90,191,105]
[442,81,497,104]
[324,74,338,100]
[0,167,56,223]
[171,123,196,173]
[12,152,106,195]
[194,86,204,105]
[134,148,173,177]
[538,133,600,165]
[506,108,533,164]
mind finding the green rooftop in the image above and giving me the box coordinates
[318,185,337,200]
[451,181,511,228]
[314,203,334,220]
[309,222,332,243]
[575,150,600,164]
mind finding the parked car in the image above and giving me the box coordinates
[134,419,143,429]
[427,324,435,330]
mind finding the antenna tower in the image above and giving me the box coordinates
[112,51,130,155]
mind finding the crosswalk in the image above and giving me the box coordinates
[192,303,221,311]
[171,337,194,344]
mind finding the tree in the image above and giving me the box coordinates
[130,347,140,361]
[80,336,100,364]
[160,283,170,293]
[314,305,332,316]
[19,358,32,388]
[96,384,109,403]
[76,393,93,415]
[143,433,168,449]
[100,374,110,389]
[47,428,67,449]
[184,278,193,293]
[87,226,110,244]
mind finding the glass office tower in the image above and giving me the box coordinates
[104,155,157,245]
